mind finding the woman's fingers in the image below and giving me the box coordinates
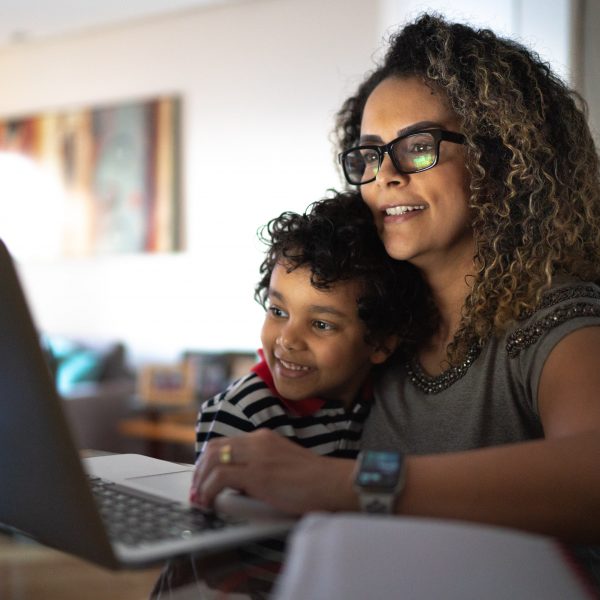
[190,431,291,507]
[190,429,358,514]
[196,463,252,508]
[191,437,237,503]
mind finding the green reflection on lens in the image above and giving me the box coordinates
[412,154,434,169]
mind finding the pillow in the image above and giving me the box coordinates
[42,335,114,395]
[55,349,104,394]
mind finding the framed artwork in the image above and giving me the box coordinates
[227,352,259,381]
[137,362,195,408]
[183,351,257,401]
[0,96,181,256]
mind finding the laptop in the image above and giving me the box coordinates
[0,239,295,569]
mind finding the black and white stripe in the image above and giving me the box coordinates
[195,372,371,459]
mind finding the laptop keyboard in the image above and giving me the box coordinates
[88,476,236,547]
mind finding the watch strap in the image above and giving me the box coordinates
[358,492,398,514]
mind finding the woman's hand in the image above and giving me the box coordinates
[190,429,358,515]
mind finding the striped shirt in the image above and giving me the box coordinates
[195,368,372,459]
[194,360,373,573]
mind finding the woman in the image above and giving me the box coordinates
[191,13,600,574]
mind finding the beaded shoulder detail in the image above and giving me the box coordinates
[405,344,481,395]
[506,285,600,358]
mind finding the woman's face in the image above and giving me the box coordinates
[359,76,474,276]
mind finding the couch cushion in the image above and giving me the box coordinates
[43,335,129,395]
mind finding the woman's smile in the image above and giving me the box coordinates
[385,204,427,217]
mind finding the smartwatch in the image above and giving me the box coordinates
[353,450,406,514]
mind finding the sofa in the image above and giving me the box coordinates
[42,335,137,452]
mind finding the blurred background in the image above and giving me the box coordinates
[0,0,596,367]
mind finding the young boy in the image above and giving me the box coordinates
[195,190,429,459]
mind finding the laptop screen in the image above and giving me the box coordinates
[0,239,118,568]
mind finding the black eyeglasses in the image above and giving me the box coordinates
[338,128,466,186]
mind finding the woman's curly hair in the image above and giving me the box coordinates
[255,190,434,357]
[334,13,600,362]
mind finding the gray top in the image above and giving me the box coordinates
[361,282,600,454]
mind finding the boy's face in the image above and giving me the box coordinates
[260,262,392,408]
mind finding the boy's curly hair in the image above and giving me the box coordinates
[255,190,434,356]
[334,13,600,362]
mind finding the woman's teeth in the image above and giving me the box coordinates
[386,205,426,216]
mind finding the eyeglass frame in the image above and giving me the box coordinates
[338,128,466,186]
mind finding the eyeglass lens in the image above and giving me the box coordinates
[343,131,437,184]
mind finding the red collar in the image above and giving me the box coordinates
[251,351,325,416]
[250,350,372,417]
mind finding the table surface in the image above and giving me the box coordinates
[117,404,197,463]
[0,531,164,600]
[0,530,283,600]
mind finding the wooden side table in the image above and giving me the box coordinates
[117,404,197,462]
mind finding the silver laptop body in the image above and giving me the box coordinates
[0,239,294,569]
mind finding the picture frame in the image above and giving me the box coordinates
[137,361,195,407]
[183,351,257,401]
[0,95,181,257]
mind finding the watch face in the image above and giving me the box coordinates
[356,450,403,488]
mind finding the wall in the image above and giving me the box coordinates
[0,0,382,363]
[579,0,600,146]
[0,0,576,365]
[380,0,571,81]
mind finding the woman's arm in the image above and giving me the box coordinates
[400,431,600,542]
[192,327,600,542]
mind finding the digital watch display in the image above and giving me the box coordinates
[354,450,406,514]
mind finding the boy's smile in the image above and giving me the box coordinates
[260,262,391,409]
[275,357,313,374]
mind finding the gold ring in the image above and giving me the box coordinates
[219,443,232,465]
